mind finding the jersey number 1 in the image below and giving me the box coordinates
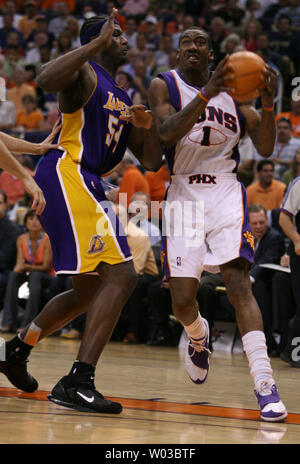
[200,126,211,146]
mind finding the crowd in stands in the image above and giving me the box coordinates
[0,0,300,366]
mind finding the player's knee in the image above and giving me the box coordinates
[172,294,195,319]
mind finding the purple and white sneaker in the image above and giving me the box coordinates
[185,318,210,384]
[254,382,288,422]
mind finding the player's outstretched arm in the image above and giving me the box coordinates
[148,56,234,148]
[239,66,277,158]
[0,139,45,214]
[37,9,118,94]
[0,119,61,155]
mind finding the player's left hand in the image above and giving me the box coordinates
[38,118,61,155]
[120,105,153,129]
[259,65,277,105]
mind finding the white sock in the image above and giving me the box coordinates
[242,330,274,390]
[184,313,206,344]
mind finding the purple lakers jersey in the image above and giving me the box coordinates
[54,61,132,175]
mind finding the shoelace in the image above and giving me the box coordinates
[189,340,211,355]
[257,382,273,396]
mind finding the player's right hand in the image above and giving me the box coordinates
[203,55,235,99]
[97,8,118,49]
[23,175,46,215]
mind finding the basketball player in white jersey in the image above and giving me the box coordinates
[148,27,287,422]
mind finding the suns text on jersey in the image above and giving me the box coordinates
[197,106,238,133]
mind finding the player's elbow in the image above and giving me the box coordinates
[36,72,53,92]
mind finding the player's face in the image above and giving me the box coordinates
[104,24,129,65]
[249,211,268,240]
[177,30,213,72]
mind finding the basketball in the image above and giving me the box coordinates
[225,51,266,102]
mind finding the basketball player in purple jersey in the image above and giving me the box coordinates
[0,10,162,414]
[148,27,287,422]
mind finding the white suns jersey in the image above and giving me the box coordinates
[159,69,245,175]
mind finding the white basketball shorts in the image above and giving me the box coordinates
[160,173,254,281]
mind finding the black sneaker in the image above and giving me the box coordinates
[47,375,122,414]
[0,352,38,393]
[280,350,300,368]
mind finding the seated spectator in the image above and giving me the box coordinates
[16,94,45,131]
[128,191,161,246]
[116,71,142,105]
[4,30,25,55]
[144,15,161,51]
[7,65,36,112]
[266,118,300,180]
[33,44,52,74]
[256,33,283,74]
[121,48,142,79]
[0,154,34,208]
[48,1,72,39]
[275,96,300,138]
[26,14,55,50]
[65,16,81,49]
[24,64,37,88]
[132,59,152,105]
[247,159,287,211]
[0,100,16,131]
[0,1,23,29]
[283,148,300,185]
[112,203,159,343]
[241,19,262,51]
[269,15,300,76]
[25,31,50,64]
[18,0,38,40]
[114,153,150,207]
[52,30,73,58]
[209,16,229,67]
[0,12,24,50]
[123,16,138,49]
[220,33,244,57]
[0,209,55,332]
[274,2,300,33]
[154,34,174,75]
[0,190,22,307]
[2,47,27,85]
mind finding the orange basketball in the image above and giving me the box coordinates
[225,51,266,102]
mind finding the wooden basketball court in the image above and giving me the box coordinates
[0,334,300,444]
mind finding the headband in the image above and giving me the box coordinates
[80,19,120,46]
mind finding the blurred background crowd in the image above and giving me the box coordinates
[0,0,300,366]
